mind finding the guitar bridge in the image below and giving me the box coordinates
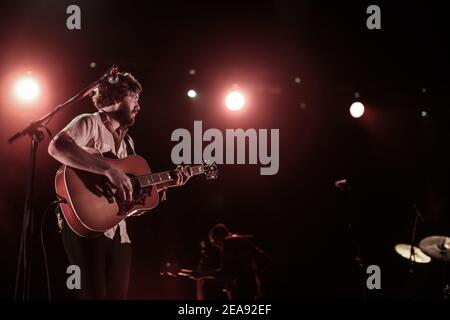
[133,186,151,205]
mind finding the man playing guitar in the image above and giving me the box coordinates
[48,71,192,299]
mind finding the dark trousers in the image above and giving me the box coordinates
[61,221,132,300]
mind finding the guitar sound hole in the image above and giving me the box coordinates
[129,177,141,197]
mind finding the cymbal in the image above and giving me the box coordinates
[419,236,450,262]
[394,243,431,263]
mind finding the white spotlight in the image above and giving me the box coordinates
[225,91,245,111]
[187,89,197,98]
[14,77,39,102]
[350,101,365,118]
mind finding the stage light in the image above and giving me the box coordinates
[187,89,197,98]
[350,101,365,118]
[421,111,427,117]
[225,91,245,111]
[14,77,39,102]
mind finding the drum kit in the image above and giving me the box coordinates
[395,235,450,298]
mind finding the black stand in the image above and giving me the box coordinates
[408,204,424,274]
[9,65,117,300]
[335,179,367,300]
[195,241,208,300]
[438,242,449,299]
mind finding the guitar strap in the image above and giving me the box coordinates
[124,134,136,155]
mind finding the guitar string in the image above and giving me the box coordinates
[127,166,206,186]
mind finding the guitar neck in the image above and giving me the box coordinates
[137,165,206,187]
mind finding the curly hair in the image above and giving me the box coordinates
[92,72,142,110]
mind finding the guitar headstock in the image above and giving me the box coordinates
[202,161,219,180]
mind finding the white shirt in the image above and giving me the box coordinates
[57,112,133,243]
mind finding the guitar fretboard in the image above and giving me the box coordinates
[135,165,205,188]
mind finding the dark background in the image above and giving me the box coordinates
[0,0,449,299]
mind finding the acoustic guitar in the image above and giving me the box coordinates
[55,154,218,237]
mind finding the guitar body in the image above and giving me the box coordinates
[55,155,159,237]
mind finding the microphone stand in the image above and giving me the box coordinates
[9,65,117,300]
[335,179,367,300]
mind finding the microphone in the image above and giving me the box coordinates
[81,65,119,98]
[334,179,350,190]
[107,65,119,84]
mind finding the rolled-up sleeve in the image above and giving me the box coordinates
[57,113,95,148]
